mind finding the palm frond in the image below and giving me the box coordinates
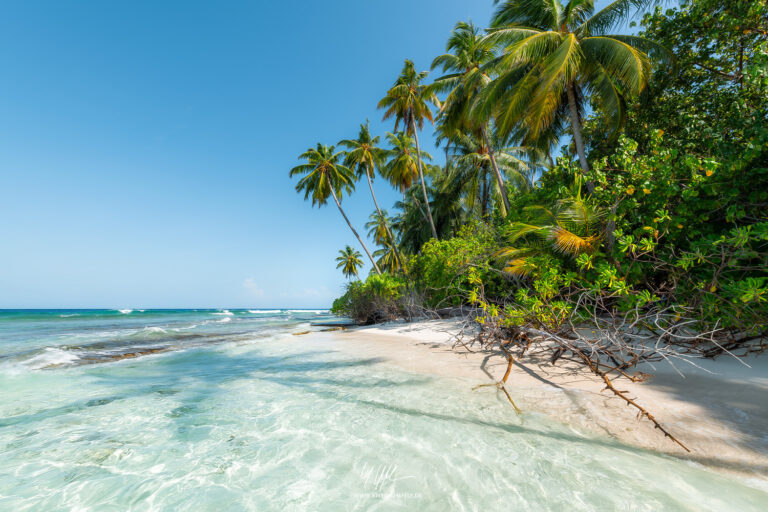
[525,33,582,136]
[491,0,563,30]
[506,221,548,242]
[550,226,599,255]
[581,36,651,94]
[578,0,659,36]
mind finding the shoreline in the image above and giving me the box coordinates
[326,318,768,487]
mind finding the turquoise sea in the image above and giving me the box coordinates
[1,309,767,511]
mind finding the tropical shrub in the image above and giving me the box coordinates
[331,273,410,324]
[410,222,503,307]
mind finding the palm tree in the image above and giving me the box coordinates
[381,132,433,198]
[378,60,440,238]
[336,246,364,279]
[373,245,400,274]
[482,0,669,188]
[339,121,400,263]
[441,130,532,217]
[289,143,382,275]
[366,209,403,272]
[392,176,466,254]
[366,210,393,246]
[431,21,513,215]
[392,189,436,255]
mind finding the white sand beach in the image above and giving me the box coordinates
[327,319,768,487]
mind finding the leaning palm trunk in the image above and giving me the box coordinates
[364,163,403,270]
[566,82,594,194]
[410,114,438,239]
[481,164,489,217]
[480,124,511,217]
[329,186,382,275]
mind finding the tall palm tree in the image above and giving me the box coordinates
[391,189,436,255]
[366,210,394,247]
[381,132,433,198]
[373,245,400,274]
[393,176,467,254]
[431,21,513,215]
[336,246,364,280]
[365,210,401,272]
[482,0,669,187]
[378,60,440,238]
[339,121,400,263]
[290,143,382,275]
[441,130,532,217]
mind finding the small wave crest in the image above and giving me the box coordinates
[213,310,234,316]
[118,309,133,315]
[25,348,81,370]
[248,310,281,314]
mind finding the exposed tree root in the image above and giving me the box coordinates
[456,307,707,451]
[572,348,691,452]
[472,341,522,415]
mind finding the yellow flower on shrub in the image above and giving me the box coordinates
[626,185,635,195]
[643,188,651,194]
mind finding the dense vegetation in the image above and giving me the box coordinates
[292,0,767,358]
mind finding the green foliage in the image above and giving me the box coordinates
[331,274,408,324]
[409,222,503,307]
[324,0,768,346]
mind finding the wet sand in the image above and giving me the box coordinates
[325,319,768,487]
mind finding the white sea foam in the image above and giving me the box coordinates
[216,317,232,323]
[249,310,281,314]
[118,309,133,315]
[287,309,328,314]
[172,323,200,331]
[59,314,79,318]
[213,310,234,316]
[25,348,80,369]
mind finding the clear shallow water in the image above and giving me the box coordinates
[1,310,767,511]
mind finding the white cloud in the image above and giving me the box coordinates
[242,277,265,298]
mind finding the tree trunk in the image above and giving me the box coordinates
[329,186,382,275]
[566,82,594,194]
[480,124,510,217]
[481,163,489,218]
[410,114,438,239]
[365,163,402,270]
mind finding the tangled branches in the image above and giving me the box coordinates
[459,288,767,452]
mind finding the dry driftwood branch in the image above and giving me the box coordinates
[451,293,756,452]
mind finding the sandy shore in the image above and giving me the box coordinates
[326,319,768,486]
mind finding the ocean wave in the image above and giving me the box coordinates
[171,323,200,331]
[200,317,233,325]
[59,314,80,318]
[25,348,81,369]
[248,310,281,314]
[118,309,133,315]
[287,309,328,314]
[213,310,234,316]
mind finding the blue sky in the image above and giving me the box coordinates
[0,0,622,308]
